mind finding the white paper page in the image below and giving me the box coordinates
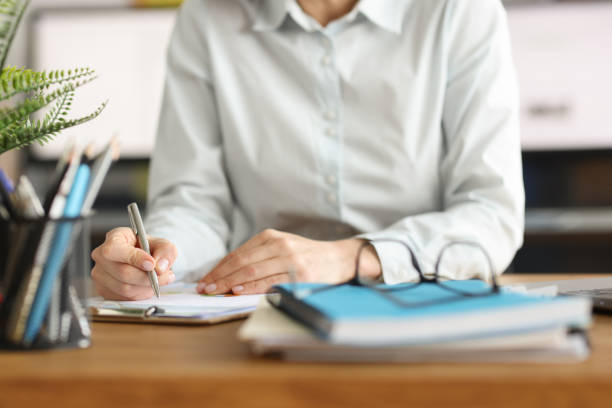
[239,300,569,350]
[89,283,263,314]
[503,285,558,297]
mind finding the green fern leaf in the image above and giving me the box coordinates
[0,81,82,129]
[0,65,97,102]
[0,99,107,154]
[0,0,29,70]
[0,1,108,156]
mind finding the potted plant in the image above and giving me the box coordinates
[0,0,107,321]
[0,0,106,155]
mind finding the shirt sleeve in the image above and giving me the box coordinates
[359,0,525,284]
[145,1,231,282]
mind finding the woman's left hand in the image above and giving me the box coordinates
[196,229,382,295]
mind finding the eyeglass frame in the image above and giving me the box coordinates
[287,238,500,307]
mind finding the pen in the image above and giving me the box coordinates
[23,163,91,345]
[1,175,44,302]
[0,169,17,218]
[43,144,79,214]
[6,153,81,344]
[81,137,119,214]
[127,202,160,298]
[14,175,44,218]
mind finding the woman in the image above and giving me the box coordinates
[91,0,524,300]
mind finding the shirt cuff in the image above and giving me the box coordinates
[356,233,421,285]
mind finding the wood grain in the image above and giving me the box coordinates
[1,274,611,408]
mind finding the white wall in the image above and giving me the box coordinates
[5,0,554,74]
[7,0,129,67]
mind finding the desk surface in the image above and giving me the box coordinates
[2,274,612,408]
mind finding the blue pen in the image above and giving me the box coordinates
[0,168,17,217]
[23,164,91,345]
[0,168,14,192]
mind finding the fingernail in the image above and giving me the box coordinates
[205,283,217,293]
[196,282,206,292]
[142,260,154,271]
[157,258,169,273]
[169,273,176,283]
[232,285,244,293]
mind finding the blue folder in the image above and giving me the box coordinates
[267,281,592,346]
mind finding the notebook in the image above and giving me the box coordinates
[266,280,592,346]
[239,299,590,363]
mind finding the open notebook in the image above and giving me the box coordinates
[88,282,263,325]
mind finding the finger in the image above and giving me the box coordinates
[149,237,178,276]
[92,240,155,272]
[200,256,288,294]
[94,284,126,301]
[94,281,150,301]
[92,263,175,300]
[158,269,177,286]
[231,273,289,295]
[96,283,153,301]
[105,227,138,246]
[98,260,152,286]
[91,264,153,300]
[201,236,293,286]
[209,229,282,272]
[99,258,176,287]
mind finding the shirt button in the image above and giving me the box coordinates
[321,37,331,47]
[327,192,338,204]
[321,55,332,66]
[325,128,336,137]
[326,174,337,186]
[324,110,337,121]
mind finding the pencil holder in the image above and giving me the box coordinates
[0,216,92,350]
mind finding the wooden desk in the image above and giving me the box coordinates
[1,274,612,408]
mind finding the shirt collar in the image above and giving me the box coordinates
[358,0,408,35]
[251,0,408,34]
[251,0,290,32]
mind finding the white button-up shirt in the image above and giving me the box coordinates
[146,0,525,283]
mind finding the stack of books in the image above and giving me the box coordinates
[239,280,592,363]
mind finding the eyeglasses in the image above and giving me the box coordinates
[288,239,500,308]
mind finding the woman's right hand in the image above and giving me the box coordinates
[91,227,178,300]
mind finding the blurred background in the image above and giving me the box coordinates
[0,0,611,273]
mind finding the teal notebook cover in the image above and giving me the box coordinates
[268,280,591,345]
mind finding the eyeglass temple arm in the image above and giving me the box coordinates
[433,241,500,291]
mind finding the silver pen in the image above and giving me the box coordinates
[127,202,160,298]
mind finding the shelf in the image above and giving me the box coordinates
[525,207,612,234]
